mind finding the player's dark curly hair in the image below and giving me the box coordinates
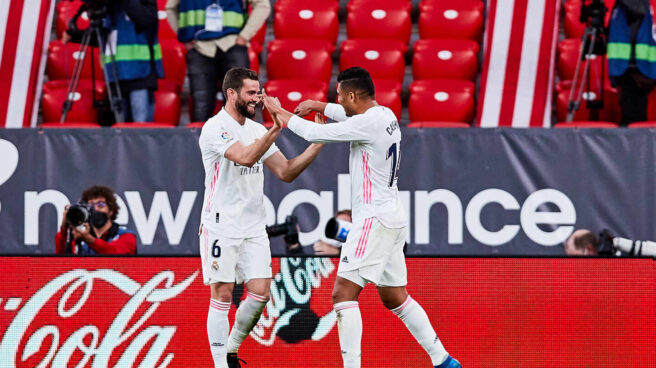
[223,67,259,97]
[81,185,119,221]
[337,67,375,98]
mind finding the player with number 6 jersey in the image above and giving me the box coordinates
[262,67,460,368]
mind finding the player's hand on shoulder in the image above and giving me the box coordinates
[294,100,318,117]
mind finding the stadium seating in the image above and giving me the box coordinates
[41,86,98,123]
[557,38,609,83]
[160,40,187,88]
[249,47,260,74]
[262,79,328,122]
[555,85,620,123]
[649,89,656,121]
[412,39,479,81]
[266,40,333,82]
[153,91,181,125]
[339,39,406,83]
[407,122,471,128]
[112,122,176,128]
[418,0,484,41]
[274,1,339,43]
[42,79,106,98]
[186,122,206,128]
[40,122,101,128]
[251,23,267,54]
[158,9,177,40]
[346,0,412,42]
[409,80,476,123]
[46,40,103,81]
[373,79,402,119]
[55,1,89,39]
[554,121,619,128]
[563,0,614,39]
[628,122,656,128]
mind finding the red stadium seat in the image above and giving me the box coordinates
[186,122,206,128]
[55,1,89,39]
[40,122,101,128]
[419,0,484,41]
[41,87,98,123]
[339,39,406,83]
[407,122,471,128]
[373,79,402,119]
[554,121,619,128]
[649,89,656,121]
[112,122,176,128]
[158,9,177,40]
[563,0,615,39]
[557,38,609,83]
[43,79,106,98]
[556,86,620,123]
[157,79,182,95]
[274,2,339,43]
[628,122,656,128]
[249,46,259,73]
[346,0,411,42]
[412,39,479,81]
[46,40,103,81]
[153,91,181,125]
[262,80,328,121]
[266,40,333,82]
[409,80,476,123]
[160,40,187,88]
[251,23,266,54]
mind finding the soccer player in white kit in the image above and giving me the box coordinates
[262,67,461,368]
[198,68,324,368]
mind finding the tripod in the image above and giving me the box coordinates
[60,6,124,123]
[566,0,608,122]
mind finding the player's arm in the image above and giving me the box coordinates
[264,114,324,183]
[224,121,282,167]
[263,92,369,143]
[295,100,348,122]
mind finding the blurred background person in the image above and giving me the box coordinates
[564,229,600,255]
[63,0,163,123]
[608,0,656,125]
[55,185,136,255]
[166,0,270,122]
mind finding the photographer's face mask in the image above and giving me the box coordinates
[89,211,109,229]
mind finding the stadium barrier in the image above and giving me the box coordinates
[0,256,654,367]
[1,128,655,255]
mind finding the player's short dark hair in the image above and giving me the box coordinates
[574,230,599,252]
[81,185,119,221]
[337,67,375,98]
[222,67,259,97]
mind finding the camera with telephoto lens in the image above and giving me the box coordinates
[66,202,93,229]
[598,229,656,257]
[324,217,352,243]
[266,215,301,254]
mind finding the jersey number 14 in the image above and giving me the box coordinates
[386,143,400,187]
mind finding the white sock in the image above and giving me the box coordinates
[334,301,362,368]
[207,299,231,368]
[391,296,448,366]
[226,292,268,353]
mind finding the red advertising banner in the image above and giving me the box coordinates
[0,257,654,367]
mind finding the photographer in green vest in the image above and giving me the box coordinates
[166,0,270,122]
[608,0,656,125]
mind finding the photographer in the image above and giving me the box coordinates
[313,209,352,255]
[55,185,136,255]
[564,229,600,255]
[63,0,164,123]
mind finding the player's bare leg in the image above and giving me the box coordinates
[226,277,271,366]
[332,276,364,368]
[377,286,460,368]
[208,282,234,368]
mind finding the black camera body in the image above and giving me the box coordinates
[266,215,301,253]
[66,202,93,228]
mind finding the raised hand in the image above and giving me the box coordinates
[314,112,326,124]
[294,100,319,117]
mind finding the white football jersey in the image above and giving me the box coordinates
[288,103,407,228]
[198,109,279,238]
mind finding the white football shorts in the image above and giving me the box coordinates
[337,217,408,288]
[199,225,272,285]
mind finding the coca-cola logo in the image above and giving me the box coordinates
[0,269,197,367]
[251,257,336,345]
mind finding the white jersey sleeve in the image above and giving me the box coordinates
[288,114,372,144]
[324,103,348,122]
[199,123,239,157]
